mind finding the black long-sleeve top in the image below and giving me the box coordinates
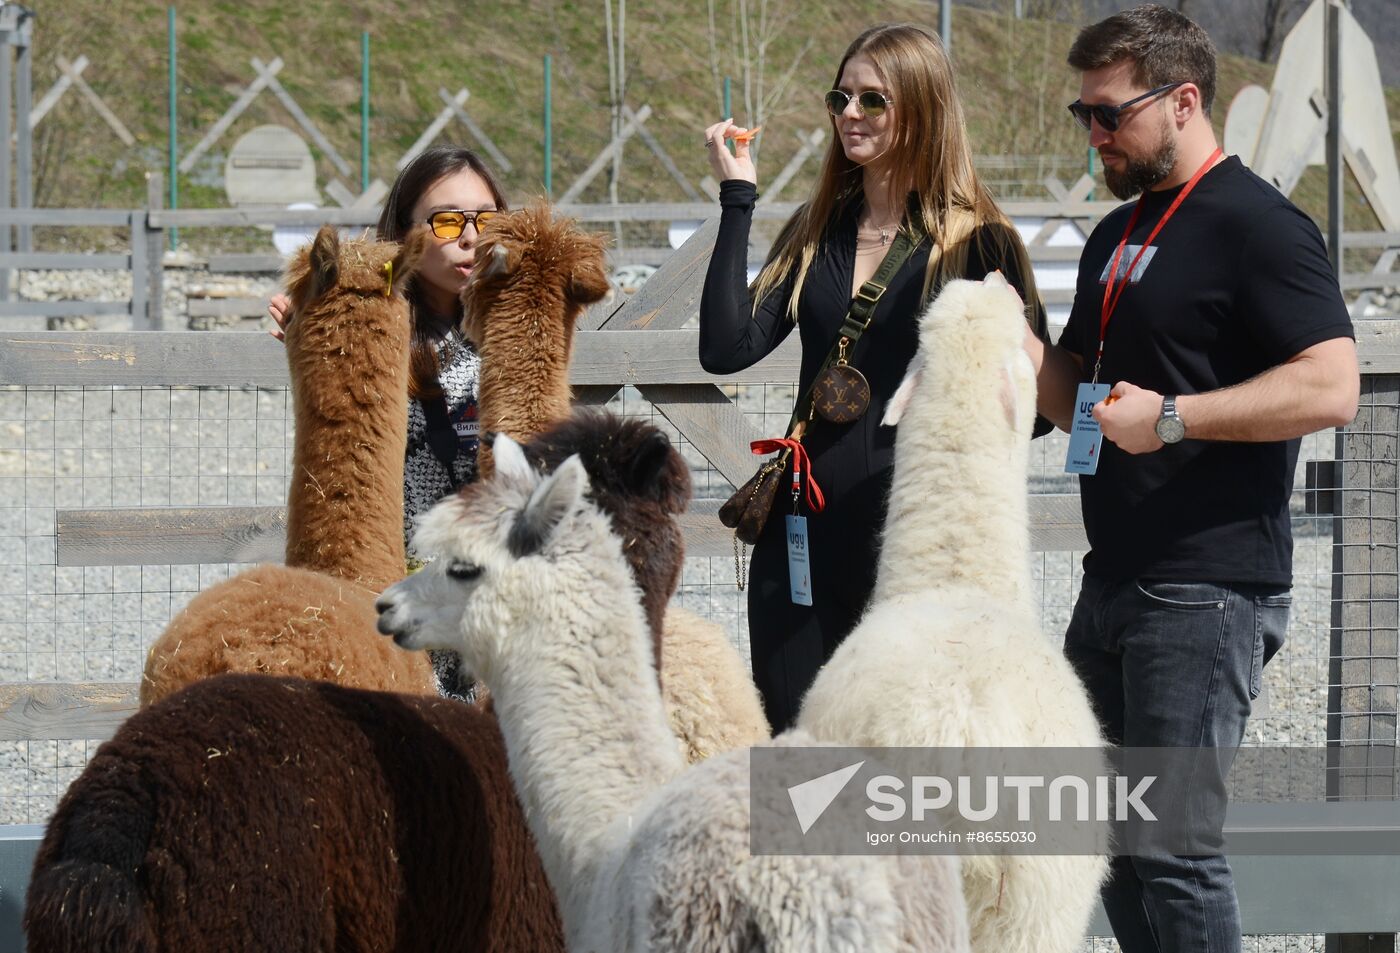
[701,180,1047,540]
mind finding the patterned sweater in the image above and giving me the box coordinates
[402,332,481,699]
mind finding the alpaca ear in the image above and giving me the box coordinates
[882,352,925,427]
[308,225,340,302]
[389,226,430,297]
[490,434,536,486]
[508,455,588,558]
[569,262,613,307]
[626,430,688,510]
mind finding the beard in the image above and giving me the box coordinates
[1102,120,1178,200]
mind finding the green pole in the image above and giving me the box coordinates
[543,54,552,198]
[167,6,178,251]
[361,31,370,194]
[723,76,732,154]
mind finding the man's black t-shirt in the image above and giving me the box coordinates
[1058,156,1353,587]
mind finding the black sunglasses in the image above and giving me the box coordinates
[824,89,894,119]
[1067,82,1184,132]
[425,209,500,241]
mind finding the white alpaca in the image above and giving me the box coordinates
[797,273,1109,953]
[378,436,970,953]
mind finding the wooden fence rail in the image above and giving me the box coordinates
[0,196,1393,334]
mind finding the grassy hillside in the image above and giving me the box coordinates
[25,0,1400,250]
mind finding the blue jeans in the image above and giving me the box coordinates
[1064,575,1290,953]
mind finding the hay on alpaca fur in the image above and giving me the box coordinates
[24,673,563,953]
[378,436,969,952]
[797,274,1108,953]
[140,226,436,706]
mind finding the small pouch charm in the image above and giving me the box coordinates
[813,334,871,423]
[813,363,871,423]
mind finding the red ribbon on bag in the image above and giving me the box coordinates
[750,438,826,514]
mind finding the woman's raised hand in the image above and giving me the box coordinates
[703,118,759,186]
[267,293,291,342]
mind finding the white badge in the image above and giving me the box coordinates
[785,514,813,606]
[1065,382,1112,475]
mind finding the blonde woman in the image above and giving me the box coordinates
[700,22,1049,731]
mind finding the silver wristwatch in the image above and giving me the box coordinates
[1155,395,1185,445]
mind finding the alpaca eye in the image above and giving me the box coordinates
[445,560,483,582]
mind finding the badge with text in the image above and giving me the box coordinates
[1065,383,1112,475]
[785,514,813,606]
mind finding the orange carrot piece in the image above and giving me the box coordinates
[731,125,764,142]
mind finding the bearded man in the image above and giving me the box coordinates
[1022,5,1359,952]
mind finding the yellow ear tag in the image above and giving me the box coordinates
[382,260,394,298]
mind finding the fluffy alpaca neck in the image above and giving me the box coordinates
[487,550,683,923]
[873,358,1032,611]
[476,304,578,455]
[284,306,409,591]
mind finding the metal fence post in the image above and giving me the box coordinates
[145,172,165,331]
[128,211,148,330]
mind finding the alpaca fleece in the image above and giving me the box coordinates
[461,203,611,480]
[378,437,967,952]
[522,413,770,754]
[140,227,437,706]
[798,275,1107,953]
[25,673,561,953]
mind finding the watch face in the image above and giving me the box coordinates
[1156,416,1186,444]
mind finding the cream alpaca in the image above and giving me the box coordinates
[378,436,970,953]
[797,273,1108,953]
[141,227,437,705]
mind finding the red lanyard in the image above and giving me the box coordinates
[750,437,826,514]
[1094,147,1223,382]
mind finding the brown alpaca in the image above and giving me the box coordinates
[460,205,769,753]
[139,227,437,705]
[461,202,612,479]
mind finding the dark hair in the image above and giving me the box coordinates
[377,146,509,400]
[1067,3,1217,116]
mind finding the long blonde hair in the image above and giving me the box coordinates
[751,23,1037,321]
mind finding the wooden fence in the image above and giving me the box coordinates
[0,179,1394,330]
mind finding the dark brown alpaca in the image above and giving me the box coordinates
[461,203,612,479]
[25,414,693,953]
[25,674,563,953]
[139,227,437,706]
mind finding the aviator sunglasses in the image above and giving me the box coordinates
[425,209,500,241]
[824,89,894,119]
[1067,82,1184,132]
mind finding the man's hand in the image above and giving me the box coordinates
[1093,381,1166,454]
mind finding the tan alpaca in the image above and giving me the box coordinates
[462,205,771,756]
[140,227,437,705]
[462,202,611,480]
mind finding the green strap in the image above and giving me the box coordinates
[786,222,927,435]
